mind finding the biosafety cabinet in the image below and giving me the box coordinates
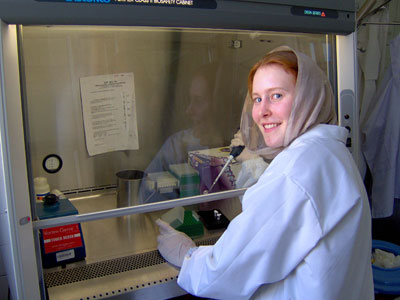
[0,1,358,299]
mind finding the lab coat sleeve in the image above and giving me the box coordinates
[178,173,322,300]
[235,157,269,188]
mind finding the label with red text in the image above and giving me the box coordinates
[42,224,83,254]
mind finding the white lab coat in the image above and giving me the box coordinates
[358,8,389,126]
[362,34,400,218]
[236,157,269,189]
[178,125,374,300]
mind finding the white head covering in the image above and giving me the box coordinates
[240,46,337,159]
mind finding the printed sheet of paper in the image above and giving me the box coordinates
[80,73,139,156]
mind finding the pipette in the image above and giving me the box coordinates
[207,145,245,193]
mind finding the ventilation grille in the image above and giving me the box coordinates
[45,236,218,288]
[63,184,116,196]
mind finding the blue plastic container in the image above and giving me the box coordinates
[36,198,86,268]
[372,240,400,295]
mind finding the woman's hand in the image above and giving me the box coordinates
[156,219,196,267]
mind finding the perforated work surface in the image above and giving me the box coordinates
[44,236,218,288]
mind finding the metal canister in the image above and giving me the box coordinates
[116,170,145,207]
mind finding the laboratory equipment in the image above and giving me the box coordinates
[207,145,245,193]
[160,206,185,229]
[176,210,204,238]
[198,209,230,230]
[188,146,241,193]
[146,172,180,194]
[36,194,86,268]
[34,177,50,201]
[169,163,200,197]
[160,207,203,238]
[116,170,145,207]
[0,1,358,299]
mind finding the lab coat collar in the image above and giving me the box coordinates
[292,124,348,146]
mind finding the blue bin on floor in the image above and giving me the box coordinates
[372,240,400,295]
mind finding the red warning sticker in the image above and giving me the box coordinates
[42,224,83,254]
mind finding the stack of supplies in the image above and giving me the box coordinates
[160,207,204,238]
[169,163,200,197]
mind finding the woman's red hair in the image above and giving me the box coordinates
[248,51,298,95]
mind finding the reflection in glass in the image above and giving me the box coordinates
[19,26,335,208]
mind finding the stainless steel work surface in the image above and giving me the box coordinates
[70,190,161,263]
[43,190,240,299]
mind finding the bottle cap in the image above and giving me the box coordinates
[43,193,59,206]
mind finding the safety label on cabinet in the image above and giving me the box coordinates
[42,224,83,254]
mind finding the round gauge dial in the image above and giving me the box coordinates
[43,154,63,174]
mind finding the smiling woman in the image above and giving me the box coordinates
[156,46,374,300]
[241,46,337,159]
[250,63,296,148]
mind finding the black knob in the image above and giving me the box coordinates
[43,193,59,205]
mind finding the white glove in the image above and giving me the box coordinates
[156,219,196,268]
[230,130,259,163]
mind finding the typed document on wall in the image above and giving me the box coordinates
[80,72,139,156]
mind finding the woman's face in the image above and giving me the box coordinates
[251,63,296,148]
